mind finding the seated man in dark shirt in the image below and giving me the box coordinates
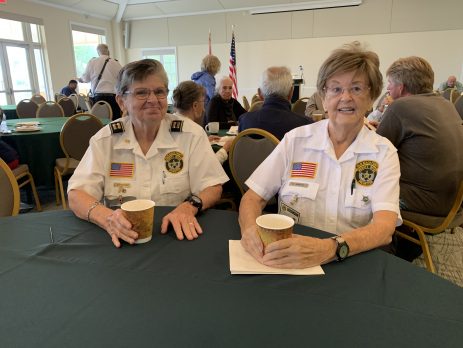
[60,80,78,96]
[238,66,312,140]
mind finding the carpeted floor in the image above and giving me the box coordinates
[412,227,463,287]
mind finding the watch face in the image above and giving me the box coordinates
[339,245,349,259]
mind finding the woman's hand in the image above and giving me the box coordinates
[160,202,202,240]
[106,209,139,248]
[262,234,335,269]
[240,225,264,263]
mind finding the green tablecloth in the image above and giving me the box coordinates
[0,207,462,347]
[0,104,17,119]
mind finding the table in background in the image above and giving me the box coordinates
[1,207,462,347]
[0,104,17,119]
[2,117,108,188]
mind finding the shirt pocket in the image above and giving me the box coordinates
[279,180,319,226]
[159,172,190,202]
[344,187,373,227]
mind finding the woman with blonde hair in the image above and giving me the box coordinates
[191,54,221,108]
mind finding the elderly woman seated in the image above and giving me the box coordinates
[239,42,401,268]
[68,59,229,247]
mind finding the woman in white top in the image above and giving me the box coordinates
[239,42,401,269]
[68,59,228,247]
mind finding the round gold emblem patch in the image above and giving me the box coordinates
[355,160,378,186]
[165,151,184,173]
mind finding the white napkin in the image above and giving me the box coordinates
[210,135,235,146]
[227,126,238,135]
[229,240,324,275]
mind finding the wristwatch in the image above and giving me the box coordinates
[185,195,203,215]
[332,236,349,261]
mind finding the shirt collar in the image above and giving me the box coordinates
[301,120,381,157]
[112,116,178,157]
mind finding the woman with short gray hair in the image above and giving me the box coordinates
[68,59,228,247]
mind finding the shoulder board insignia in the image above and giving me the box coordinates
[170,120,184,132]
[110,121,125,134]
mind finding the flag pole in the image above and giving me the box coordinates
[208,28,211,55]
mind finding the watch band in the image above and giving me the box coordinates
[185,195,202,216]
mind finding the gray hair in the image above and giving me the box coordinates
[116,59,169,96]
[260,66,293,99]
[215,76,233,93]
[386,56,434,94]
[97,44,109,56]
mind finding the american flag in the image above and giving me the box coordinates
[291,162,317,178]
[229,31,238,99]
[110,162,134,177]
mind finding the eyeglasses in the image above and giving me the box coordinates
[124,87,169,100]
[324,84,370,98]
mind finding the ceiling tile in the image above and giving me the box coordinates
[123,4,165,19]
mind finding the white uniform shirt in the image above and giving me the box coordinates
[68,114,229,206]
[246,120,401,234]
[80,55,122,94]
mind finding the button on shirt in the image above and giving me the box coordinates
[68,114,229,206]
[245,120,402,234]
[80,55,122,94]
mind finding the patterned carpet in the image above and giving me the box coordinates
[412,227,463,287]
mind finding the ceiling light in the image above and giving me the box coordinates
[249,0,362,15]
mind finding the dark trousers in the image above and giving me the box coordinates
[91,94,121,120]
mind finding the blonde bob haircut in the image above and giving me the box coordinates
[386,56,434,95]
[317,41,383,101]
[201,55,221,76]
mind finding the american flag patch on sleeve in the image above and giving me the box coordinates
[291,162,317,178]
[109,163,134,177]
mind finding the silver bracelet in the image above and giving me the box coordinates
[87,201,102,222]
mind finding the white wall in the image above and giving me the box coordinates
[127,0,463,103]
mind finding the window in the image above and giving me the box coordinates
[71,24,106,95]
[142,48,178,103]
[0,15,50,104]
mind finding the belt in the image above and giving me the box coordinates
[93,93,115,97]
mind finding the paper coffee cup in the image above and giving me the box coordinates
[121,199,155,244]
[256,214,294,249]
